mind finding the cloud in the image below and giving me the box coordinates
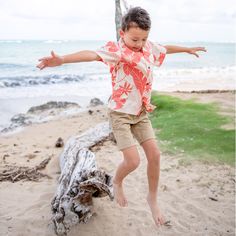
[143,0,236,24]
[0,0,114,22]
[0,0,235,41]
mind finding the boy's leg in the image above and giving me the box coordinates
[141,138,165,226]
[107,109,141,207]
[113,145,140,207]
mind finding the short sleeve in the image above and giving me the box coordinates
[95,41,121,67]
[151,42,167,67]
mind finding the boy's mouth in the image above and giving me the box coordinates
[132,47,141,52]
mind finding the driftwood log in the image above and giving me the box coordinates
[51,122,114,236]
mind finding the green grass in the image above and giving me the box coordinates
[150,92,235,166]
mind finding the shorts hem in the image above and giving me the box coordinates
[118,143,138,151]
[139,136,156,145]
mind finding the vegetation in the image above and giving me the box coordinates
[150,93,235,165]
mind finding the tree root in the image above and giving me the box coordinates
[0,157,51,182]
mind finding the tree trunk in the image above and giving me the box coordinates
[51,122,113,236]
[115,0,122,41]
[115,0,130,41]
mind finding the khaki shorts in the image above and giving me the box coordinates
[107,108,156,150]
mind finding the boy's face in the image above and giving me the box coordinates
[120,27,149,52]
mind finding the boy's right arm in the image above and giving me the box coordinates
[37,50,101,70]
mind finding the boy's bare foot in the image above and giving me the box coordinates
[112,181,128,207]
[147,194,165,226]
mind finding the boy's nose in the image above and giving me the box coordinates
[136,42,143,48]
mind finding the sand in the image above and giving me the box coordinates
[0,92,235,236]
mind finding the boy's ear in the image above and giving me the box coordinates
[119,29,124,38]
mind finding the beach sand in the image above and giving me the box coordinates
[0,92,235,236]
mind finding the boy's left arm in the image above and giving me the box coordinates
[164,45,207,57]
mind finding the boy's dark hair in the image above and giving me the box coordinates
[121,7,151,31]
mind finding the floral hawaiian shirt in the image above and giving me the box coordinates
[96,38,166,115]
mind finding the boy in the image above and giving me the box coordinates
[37,7,206,227]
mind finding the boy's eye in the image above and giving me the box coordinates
[132,39,138,42]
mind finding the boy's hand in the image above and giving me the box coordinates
[187,47,207,58]
[37,51,64,70]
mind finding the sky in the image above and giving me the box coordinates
[0,0,235,42]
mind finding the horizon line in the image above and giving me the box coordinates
[0,39,235,44]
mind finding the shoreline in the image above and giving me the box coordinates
[0,89,235,136]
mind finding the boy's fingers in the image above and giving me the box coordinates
[36,62,42,68]
[36,62,47,70]
[38,56,50,61]
[38,61,45,67]
[39,64,46,70]
[190,51,199,57]
[197,47,207,52]
[51,50,56,57]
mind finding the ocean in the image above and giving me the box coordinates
[0,40,235,130]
